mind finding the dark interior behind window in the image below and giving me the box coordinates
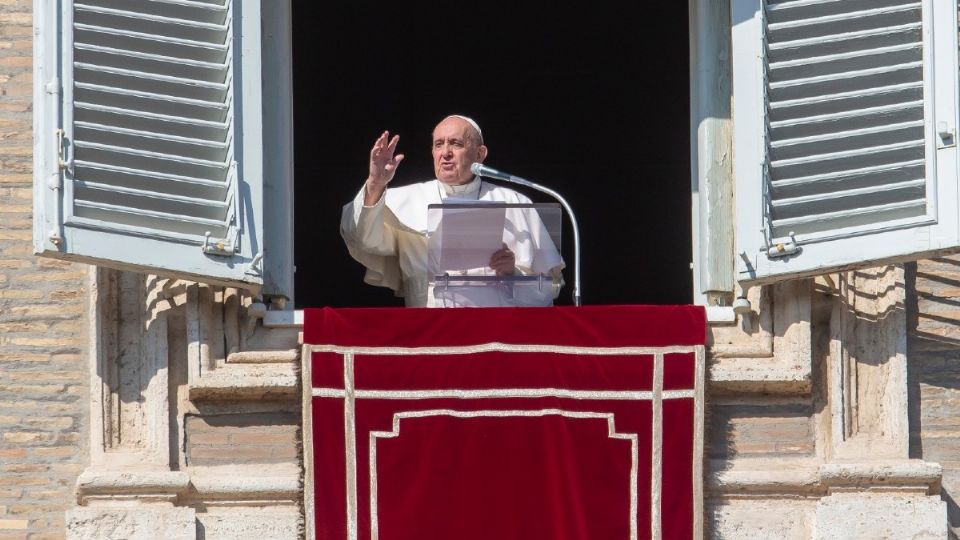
[292,3,692,308]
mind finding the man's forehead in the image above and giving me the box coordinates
[433,120,471,139]
[432,116,483,142]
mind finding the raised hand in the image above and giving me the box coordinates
[364,131,404,205]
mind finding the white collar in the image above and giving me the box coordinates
[437,176,481,199]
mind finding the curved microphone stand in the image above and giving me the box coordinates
[470,163,582,306]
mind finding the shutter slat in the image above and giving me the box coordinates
[75,101,228,129]
[74,23,228,52]
[74,141,227,168]
[74,200,228,227]
[147,0,228,9]
[771,140,923,168]
[75,102,228,143]
[770,121,924,162]
[75,121,229,150]
[75,3,229,31]
[768,61,921,91]
[771,178,925,208]
[769,23,920,52]
[770,101,923,130]
[767,4,920,31]
[767,0,909,15]
[73,161,227,190]
[75,181,230,223]
[770,81,921,110]
[74,43,226,71]
[74,62,228,90]
[75,82,228,112]
[769,42,919,71]
[771,199,926,234]
[73,200,230,238]
[76,179,228,209]
[75,125,230,164]
[65,216,222,245]
[771,120,923,149]
[770,159,926,189]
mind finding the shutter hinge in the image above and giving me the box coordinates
[56,128,72,171]
[45,78,60,95]
[47,128,67,247]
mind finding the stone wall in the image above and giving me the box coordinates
[706,268,946,539]
[64,274,302,539]
[185,412,299,467]
[909,257,960,537]
[0,1,89,538]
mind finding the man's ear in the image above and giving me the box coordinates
[477,145,489,162]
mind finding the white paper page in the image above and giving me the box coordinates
[433,206,507,272]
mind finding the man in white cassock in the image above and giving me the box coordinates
[340,115,564,307]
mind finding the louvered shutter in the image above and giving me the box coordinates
[33,0,266,288]
[732,0,960,283]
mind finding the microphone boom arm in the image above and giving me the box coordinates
[471,163,582,306]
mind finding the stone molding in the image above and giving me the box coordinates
[708,458,942,497]
[709,279,813,394]
[185,284,299,400]
[76,470,191,505]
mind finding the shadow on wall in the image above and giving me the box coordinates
[906,258,960,535]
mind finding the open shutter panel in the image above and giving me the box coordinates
[733,0,960,284]
[33,0,264,289]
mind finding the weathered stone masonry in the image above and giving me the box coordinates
[0,1,88,538]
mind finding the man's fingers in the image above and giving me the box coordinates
[386,134,400,152]
[370,131,392,159]
[385,154,404,173]
[370,133,385,159]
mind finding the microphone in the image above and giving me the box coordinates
[470,163,519,183]
[470,162,583,307]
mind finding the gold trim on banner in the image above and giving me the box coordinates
[367,409,640,540]
[693,346,705,539]
[313,388,695,400]
[309,343,699,356]
[651,353,664,540]
[343,352,358,540]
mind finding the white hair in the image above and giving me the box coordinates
[443,114,483,144]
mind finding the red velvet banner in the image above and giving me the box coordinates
[304,306,705,540]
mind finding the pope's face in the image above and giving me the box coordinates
[432,118,488,185]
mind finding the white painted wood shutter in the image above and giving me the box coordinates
[732,0,960,283]
[34,0,266,289]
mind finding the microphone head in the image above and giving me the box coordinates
[470,162,483,175]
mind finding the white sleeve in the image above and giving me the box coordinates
[340,186,397,256]
[340,186,403,294]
